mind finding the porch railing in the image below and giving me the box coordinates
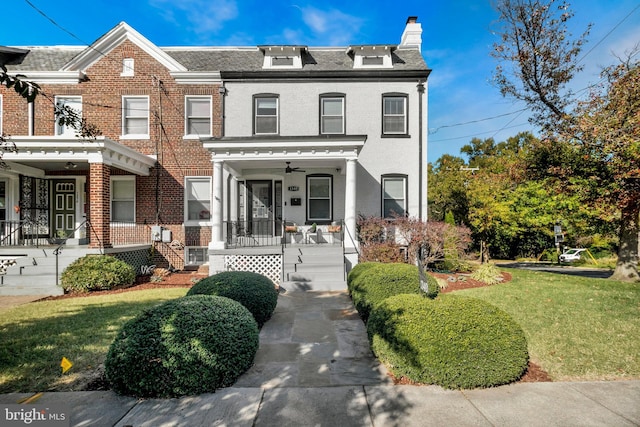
[110,221,153,246]
[0,220,154,247]
[225,220,284,248]
[0,220,50,247]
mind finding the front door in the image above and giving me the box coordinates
[52,180,75,239]
[247,180,272,236]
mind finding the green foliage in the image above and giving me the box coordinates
[349,262,435,322]
[367,293,529,389]
[105,295,259,397]
[60,255,135,293]
[470,263,504,285]
[444,210,456,225]
[347,262,379,290]
[186,271,278,327]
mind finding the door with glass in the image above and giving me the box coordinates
[247,181,272,236]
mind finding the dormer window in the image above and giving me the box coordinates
[349,45,395,69]
[362,56,384,66]
[271,56,294,67]
[260,46,306,69]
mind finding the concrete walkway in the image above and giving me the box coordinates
[1,291,639,426]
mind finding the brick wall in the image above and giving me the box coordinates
[1,39,221,264]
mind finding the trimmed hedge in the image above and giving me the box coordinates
[105,295,259,397]
[349,262,439,322]
[347,262,379,291]
[61,255,135,293]
[367,293,529,389]
[186,271,278,327]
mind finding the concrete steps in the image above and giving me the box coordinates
[0,246,89,296]
[281,245,346,291]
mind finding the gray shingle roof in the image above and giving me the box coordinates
[4,47,83,72]
[4,45,428,74]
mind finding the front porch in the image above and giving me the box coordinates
[203,135,364,261]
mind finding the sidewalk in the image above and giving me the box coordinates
[1,291,639,426]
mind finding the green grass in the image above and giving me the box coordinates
[0,288,188,393]
[459,269,640,381]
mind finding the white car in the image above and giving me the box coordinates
[559,248,586,262]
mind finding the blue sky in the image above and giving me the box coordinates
[3,0,639,163]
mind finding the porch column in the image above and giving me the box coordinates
[210,160,225,250]
[344,158,358,250]
[88,162,111,248]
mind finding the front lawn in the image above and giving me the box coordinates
[459,269,640,381]
[0,288,188,393]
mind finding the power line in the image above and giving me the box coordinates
[428,107,528,134]
[429,122,529,143]
[576,3,640,66]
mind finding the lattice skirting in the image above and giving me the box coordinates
[224,254,282,286]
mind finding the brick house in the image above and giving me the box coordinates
[0,17,430,293]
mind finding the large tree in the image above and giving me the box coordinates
[492,0,640,281]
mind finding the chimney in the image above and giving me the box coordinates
[399,16,422,52]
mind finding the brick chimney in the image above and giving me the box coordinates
[399,16,422,52]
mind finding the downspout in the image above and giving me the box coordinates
[417,80,425,220]
[218,84,226,138]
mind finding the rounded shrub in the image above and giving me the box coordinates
[186,271,278,327]
[105,295,259,397]
[347,262,380,292]
[61,255,135,293]
[349,262,439,322]
[367,293,529,389]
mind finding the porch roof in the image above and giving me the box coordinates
[202,134,366,171]
[3,136,157,176]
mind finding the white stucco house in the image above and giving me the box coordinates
[199,17,431,273]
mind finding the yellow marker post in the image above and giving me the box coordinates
[61,357,73,374]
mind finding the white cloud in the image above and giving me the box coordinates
[295,6,364,45]
[149,0,238,34]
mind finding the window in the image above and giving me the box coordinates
[307,175,332,222]
[320,96,344,134]
[254,96,278,134]
[362,56,384,66]
[121,58,134,76]
[0,95,3,135]
[186,247,208,265]
[382,175,407,218]
[122,96,149,137]
[55,96,82,136]
[185,96,211,137]
[382,95,407,135]
[185,177,211,222]
[111,177,135,222]
[271,56,294,66]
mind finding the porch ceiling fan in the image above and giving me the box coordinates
[285,162,305,174]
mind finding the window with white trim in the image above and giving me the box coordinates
[111,176,135,222]
[185,96,212,137]
[382,175,407,218]
[320,96,344,134]
[122,96,149,137]
[254,96,278,134]
[382,95,407,135]
[307,175,332,222]
[185,177,211,222]
[55,96,82,136]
